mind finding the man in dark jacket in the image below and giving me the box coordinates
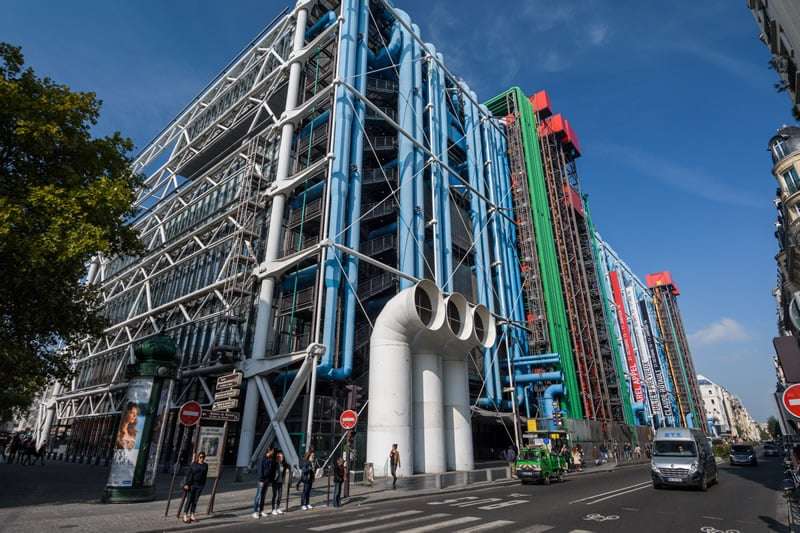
[182,452,208,523]
[252,447,274,518]
[270,451,288,515]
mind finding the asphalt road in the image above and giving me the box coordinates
[200,455,787,533]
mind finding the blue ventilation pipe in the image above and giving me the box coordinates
[366,21,401,68]
[280,264,318,289]
[305,10,336,41]
[411,24,425,279]
[542,384,564,429]
[289,180,325,208]
[319,0,359,378]
[367,222,397,239]
[330,0,370,381]
[396,10,415,290]
[435,52,453,290]
[297,110,331,139]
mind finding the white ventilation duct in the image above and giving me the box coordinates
[366,280,497,475]
[366,280,444,476]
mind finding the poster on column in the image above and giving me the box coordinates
[108,378,154,487]
[143,382,171,486]
[198,426,224,478]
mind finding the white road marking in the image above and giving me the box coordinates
[621,507,639,512]
[396,516,481,533]
[428,496,479,505]
[456,520,516,532]
[702,516,724,521]
[308,510,423,531]
[568,530,596,533]
[514,525,555,532]
[452,497,502,507]
[478,499,529,510]
[348,513,450,533]
[586,485,650,505]
[569,481,651,504]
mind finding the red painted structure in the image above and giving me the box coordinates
[646,271,680,295]
[608,271,644,403]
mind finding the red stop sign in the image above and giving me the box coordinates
[179,401,203,427]
[340,409,358,430]
[783,384,800,418]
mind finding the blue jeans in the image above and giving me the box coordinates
[253,481,267,513]
[301,481,313,506]
[333,481,342,507]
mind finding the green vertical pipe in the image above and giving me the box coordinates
[484,87,582,419]
[583,200,634,426]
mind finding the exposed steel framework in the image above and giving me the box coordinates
[535,105,622,422]
[649,274,705,431]
[504,95,549,354]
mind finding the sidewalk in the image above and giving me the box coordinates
[0,457,649,533]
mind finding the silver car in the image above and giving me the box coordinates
[651,428,718,491]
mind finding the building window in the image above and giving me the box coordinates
[783,166,800,194]
[774,139,788,161]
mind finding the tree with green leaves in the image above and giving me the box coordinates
[767,415,783,439]
[0,43,141,419]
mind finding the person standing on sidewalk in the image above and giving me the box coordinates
[181,452,208,524]
[389,444,401,489]
[252,447,274,518]
[333,457,345,507]
[269,451,288,516]
[299,450,316,510]
[503,445,517,477]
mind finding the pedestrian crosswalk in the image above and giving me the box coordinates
[295,506,594,533]
[305,509,513,533]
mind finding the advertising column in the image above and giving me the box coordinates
[104,336,177,503]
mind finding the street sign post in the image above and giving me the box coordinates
[202,409,240,423]
[206,370,242,514]
[340,410,358,430]
[782,383,800,419]
[179,401,202,427]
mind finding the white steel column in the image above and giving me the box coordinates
[412,352,446,474]
[236,1,310,472]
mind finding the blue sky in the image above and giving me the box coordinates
[1,0,789,420]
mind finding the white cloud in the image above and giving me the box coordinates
[689,318,751,346]
[592,142,763,208]
[587,23,609,46]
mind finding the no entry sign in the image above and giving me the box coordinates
[339,409,358,430]
[783,384,800,418]
[179,401,203,427]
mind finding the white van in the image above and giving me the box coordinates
[650,427,717,491]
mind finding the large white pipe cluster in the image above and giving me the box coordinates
[366,280,496,475]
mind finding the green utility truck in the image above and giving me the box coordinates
[516,445,567,485]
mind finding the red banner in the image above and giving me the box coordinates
[608,271,644,403]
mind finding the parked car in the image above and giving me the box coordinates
[730,444,758,466]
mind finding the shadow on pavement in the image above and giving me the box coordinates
[759,514,791,532]
[719,455,784,492]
